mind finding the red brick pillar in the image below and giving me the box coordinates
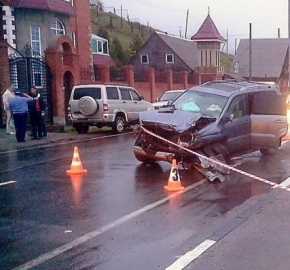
[196,72,201,85]
[123,65,134,87]
[99,65,110,83]
[146,67,155,102]
[166,69,173,89]
[45,49,66,125]
[181,71,188,89]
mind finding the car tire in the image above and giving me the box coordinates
[260,147,278,155]
[134,152,156,164]
[112,115,125,134]
[260,140,279,155]
[75,125,89,134]
[78,96,99,116]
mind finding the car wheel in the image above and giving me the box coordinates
[134,152,156,164]
[112,116,125,134]
[260,140,279,155]
[260,147,278,155]
[75,125,89,134]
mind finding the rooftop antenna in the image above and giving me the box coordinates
[208,6,210,15]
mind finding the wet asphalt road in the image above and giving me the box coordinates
[1,129,290,269]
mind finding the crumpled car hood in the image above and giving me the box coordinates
[139,107,211,133]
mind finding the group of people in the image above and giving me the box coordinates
[2,84,47,143]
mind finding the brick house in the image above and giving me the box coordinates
[0,0,93,127]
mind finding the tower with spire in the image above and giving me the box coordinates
[191,9,226,75]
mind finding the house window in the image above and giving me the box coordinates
[30,26,41,56]
[51,18,65,35]
[91,35,109,54]
[141,54,149,64]
[166,54,174,63]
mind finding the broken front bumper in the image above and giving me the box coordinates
[133,146,176,163]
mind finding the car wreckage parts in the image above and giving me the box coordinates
[135,125,286,186]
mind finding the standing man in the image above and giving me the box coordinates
[29,86,46,140]
[9,90,31,143]
[2,84,16,135]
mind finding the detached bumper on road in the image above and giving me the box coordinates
[133,146,175,163]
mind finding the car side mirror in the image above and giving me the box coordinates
[139,96,144,100]
[155,98,159,102]
[223,112,234,123]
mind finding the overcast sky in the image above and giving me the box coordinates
[101,0,289,54]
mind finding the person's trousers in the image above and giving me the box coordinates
[13,113,27,142]
[5,109,15,133]
[30,111,42,138]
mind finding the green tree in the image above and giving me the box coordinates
[110,37,129,66]
[129,34,143,55]
[97,26,109,40]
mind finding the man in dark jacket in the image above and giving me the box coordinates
[29,86,46,140]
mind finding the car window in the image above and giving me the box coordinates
[160,91,183,101]
[251,94,286,115]
[106,86,119,100]
[120,87,132,100]
[227,94,249,118]
[248,91,276,111]
[73,87,101,100]
[174,90,228,118]
[130,89,141,101]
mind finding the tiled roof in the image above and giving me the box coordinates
[232,38,289,78]
[191,14,226,42]
[10,0,75,15]
[93,54,115,67]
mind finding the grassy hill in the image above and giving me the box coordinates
[90,8,233,71]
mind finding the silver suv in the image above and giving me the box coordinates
[68,84,153,133]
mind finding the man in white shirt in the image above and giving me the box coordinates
[2,84,16,134]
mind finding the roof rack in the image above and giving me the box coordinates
[103,82,129,86]
[202,79,246,86]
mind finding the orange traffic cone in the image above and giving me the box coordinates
[164,159,185,192]
[66,146,88,175]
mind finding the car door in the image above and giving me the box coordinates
[119,87,133,120]
[250,93,287,149]
[119,87,146,121]
[221,94,251,153]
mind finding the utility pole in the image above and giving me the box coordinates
[249,23,252,81]
[185,9,189,39]
[289,0,290,38]
[121,5,123,28]
[226,29,228,54]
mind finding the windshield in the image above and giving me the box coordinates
[173,90,228,118]
[159,91,183,101]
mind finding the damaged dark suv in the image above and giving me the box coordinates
[133,80,287,178]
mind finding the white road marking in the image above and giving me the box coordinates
[0,181,16,186]
[12,178,208,270]
[165,176,290,270]
[165,239,216,270]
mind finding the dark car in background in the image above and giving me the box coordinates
[133,80,287,176]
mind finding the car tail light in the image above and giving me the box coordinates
[103,104,109,112]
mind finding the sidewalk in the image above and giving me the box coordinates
[0,126,101,152]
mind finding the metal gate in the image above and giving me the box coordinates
[9,45,53,125]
